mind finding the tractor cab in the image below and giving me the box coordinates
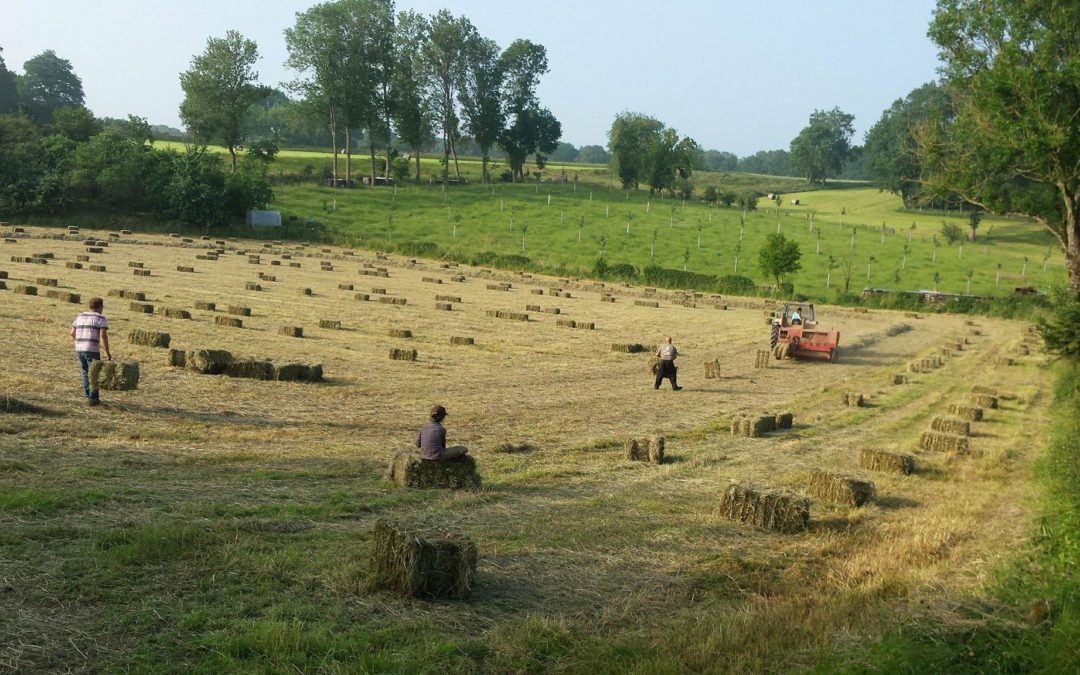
[779,303,817,329]
[770,302,840,362]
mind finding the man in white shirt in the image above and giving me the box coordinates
[654,336,682,391]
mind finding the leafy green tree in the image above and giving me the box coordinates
[698,149,738,172]
[548,141,578,163]
[737,191,758,211]
[458,30,504,182]
[392,10,433,182]
[179,31,265,172]
[0,115,44,210]
[17,50,84,123]
[864,83,952,207]
[341,0,396,185]
[575,144,609,164]
[737,149,792,176]
[51,106,101,143]
[702,185,718,204]
[498,39,560,182]
[285,1,350,183]
[758,232,802,288]
[789,107,854,185]
[922,0,1080,293]
[0,47,18,115]
[421,9,471,183]
[608,112,663,189]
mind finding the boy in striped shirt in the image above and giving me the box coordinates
[70,297,111,405]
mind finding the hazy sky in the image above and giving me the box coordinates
[0,0,942,156]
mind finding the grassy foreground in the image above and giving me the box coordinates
[0,227,1063,671]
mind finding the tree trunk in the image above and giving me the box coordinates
[450,136,461,180]
[229,145,237,173]
[480,151,488,184]
[968,225,977,241]
[368,126,377,186]
[344,128,351,187]
[441,128,449,186]
[1063,189,1080,295]
[329,108,338,185]
[414,150,421,184]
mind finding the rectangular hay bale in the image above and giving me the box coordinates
[625,436,666,464]
[919,431,971,454]
[450,336,474,346]
[368,520,478,599]
[858,448,914,474]
[717,483,809,534]
[389,348,417,361]
[388,453,481,491]
[88,360,139,391]
[807,470,875,507]
[931,417,970,436]
[215,315,243,328]
[128,329,170,348]
[948,404,983,422]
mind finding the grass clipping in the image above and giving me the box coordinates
[368,519,478,599]
[388,453,481,491]
[88,361,140,391]
[718,483,809,534]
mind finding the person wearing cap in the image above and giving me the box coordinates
[415,405,469,461]
[654,336,682,391]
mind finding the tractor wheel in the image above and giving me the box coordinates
[828,348,838,363]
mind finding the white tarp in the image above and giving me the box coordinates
[246,210,282,227]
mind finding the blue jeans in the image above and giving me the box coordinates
[76,351,101,401]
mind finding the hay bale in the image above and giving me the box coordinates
[319,319,341,330]
[556,318,576,328]
[88,264,106,272]
[422,277,442,284]
[435,295,461,303]
[388,453,481,491]
[971,393,998,409]
[774,412,794,429]
[194,301,216,311]
[971,385,998,396]
[542,307,561,315]
[13,285,37,296]
[995,356,1014,366]
[488,310,529,321]
[601,295,616,303]
[227,306,251,316]
[129,302,153,313]
[890,374,909,385]
[157,307,191,320]
[634,300,660,308]
[717,483,809,534]
[258,274,277,282]
[45,290,80,303]
[731,415,776,437]
[753,350,770,369]
[625,436,665,464]
[858,448,915,475]
[353,292,370,301]
[530,288,544,295]
[167,349,186,368]
[302,288,313,296]
[86,247,103,254]
[612,343,648,353]
[273,363,323,382]
[289,262,302,268]
[704,359,722,379]
[388,329,412,338]
[133,269,150,277]
[277,325,303,338]
[367,519,478,599]
[931,417,970,436]
[245,282,261,291]
[372,288,387,294]
[843,392,865,407]
[177,266,195,273]
[35,277,57,287]
[110,289,146,301]
[807,470,875,507]
[948,404,983,422]
[224,359,274,380]
[920,432,970,454]
[88,360,140,391]
[379,296,407,306]
[185,350,233,374]
[577,321,596,330]
[215,316,242,328]
[435,302,453,311]
[450,336,474,346]
[338,283,354,291]
[128,329,170,348]
[127,261,143,268]
[526,304,541,312]
[389,348,418,361]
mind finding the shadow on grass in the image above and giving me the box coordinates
[875,494,922,510]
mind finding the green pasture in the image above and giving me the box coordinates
[154,142,1063,297]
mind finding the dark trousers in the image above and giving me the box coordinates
[76,351,101,401]
[654,359,678,389]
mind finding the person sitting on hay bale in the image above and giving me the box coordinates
[70,297,111,406]
[654,336,682,391]
[416,405,469,461]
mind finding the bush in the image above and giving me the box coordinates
[607,263,638,281]
[702,186,718,204]
[715,275,757,295]
[941,221,963,244]
[396,241,442,258]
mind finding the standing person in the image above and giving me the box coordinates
[415,405,469,461]
[70,297,111,406]
[654,336,682,391]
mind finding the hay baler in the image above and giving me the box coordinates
[769,303,840,362]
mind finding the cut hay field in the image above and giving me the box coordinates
[0,226,1052,671]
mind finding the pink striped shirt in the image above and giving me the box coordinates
[72,311,108,352]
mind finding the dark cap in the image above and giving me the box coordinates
[430,405,447,420]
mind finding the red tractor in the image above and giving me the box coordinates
[769,303,840,362]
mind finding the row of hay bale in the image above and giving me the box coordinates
[730,411,794,438]
[167,348,323,382]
